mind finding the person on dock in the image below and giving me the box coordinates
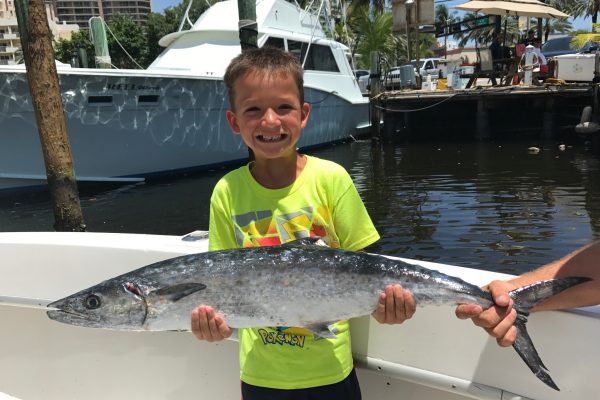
[455,241,599,346]
[489,33,510,72]
[522,29,537,46]
[490,33,503,62]
[532,38,548,75]
[189,46,416,399]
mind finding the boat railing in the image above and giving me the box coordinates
[177,0,198,33]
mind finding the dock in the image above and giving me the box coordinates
[374,84,596,141]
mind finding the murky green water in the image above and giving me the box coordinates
[1,138,599,275]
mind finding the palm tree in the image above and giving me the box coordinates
[435,4,459,57]
[530,17,572,41]
[454,13,520,47]
[560,0,600,26]
[349,6,403,70]
[347,0,386,18]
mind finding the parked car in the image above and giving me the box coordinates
[357,73,370,94]
[411,58,443,78]
[380,58,442,89]
[353,69,370,80]
[541,36,599,59]
[381,66,403,88]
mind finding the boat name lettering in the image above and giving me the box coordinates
[105,83,160,91]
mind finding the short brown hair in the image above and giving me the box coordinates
[224,46,304,109]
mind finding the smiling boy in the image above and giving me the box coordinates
[190,46,415,399]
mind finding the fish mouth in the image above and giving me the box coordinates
[46,300,100,323]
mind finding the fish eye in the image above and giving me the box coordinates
[84,294,101,309]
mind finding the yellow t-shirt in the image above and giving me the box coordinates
[208,155,380,389]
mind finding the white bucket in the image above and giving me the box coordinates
[454,66,475,89]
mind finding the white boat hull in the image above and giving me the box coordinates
[0,232,597,399]
[0,70,368,190]
[0,0,370,191]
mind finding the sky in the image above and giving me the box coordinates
[151,0,183,13]
[151,0,593,32]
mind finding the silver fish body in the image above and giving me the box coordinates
[47,239,491,332]
[47,237,590,391]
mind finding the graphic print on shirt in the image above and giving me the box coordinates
[232,206,336,248]
[257,327,309,347]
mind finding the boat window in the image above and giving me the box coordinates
[287,40,339,72]
[138,94,160,104]
[88,95,113,104]
[263,37,285,49]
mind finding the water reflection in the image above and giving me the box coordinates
[347,140,600,274]
[1,139,599,275]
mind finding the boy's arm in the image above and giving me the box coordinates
[456,241,600,346]
[191,185,236,342]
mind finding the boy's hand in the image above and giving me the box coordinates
[191,305,233,342]
[372,284,416,324]
[455,280,518,347]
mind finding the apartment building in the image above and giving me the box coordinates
[53,0,151,28]
[0,0,18,65]
[0,0,78,65]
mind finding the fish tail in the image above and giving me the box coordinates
[509,276,592,391]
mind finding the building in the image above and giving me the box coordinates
[0,0,19,65]
[0,0,78,65]
[52,0,151,28]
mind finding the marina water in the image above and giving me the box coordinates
[1,138,599,275]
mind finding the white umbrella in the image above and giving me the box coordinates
[454,0,569,48]
[454,0,569,18]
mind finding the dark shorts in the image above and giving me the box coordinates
[241,368,361,400]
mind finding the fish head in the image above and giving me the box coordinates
[47,280,148,330]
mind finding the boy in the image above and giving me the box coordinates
[190,47,415,399]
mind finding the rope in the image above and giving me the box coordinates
[308,90,337,105]
[302,0,325,68]
[373,93,461,113]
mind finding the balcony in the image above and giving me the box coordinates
[0,45,18,54]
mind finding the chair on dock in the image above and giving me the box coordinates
[463,48,506,88]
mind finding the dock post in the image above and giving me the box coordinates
[15,0,86,231]
[543,97,555,139]
[476,97,490,140]
[370,51,381,141]
[237,0,258,51]
[89,17,111,69]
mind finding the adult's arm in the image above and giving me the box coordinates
[455,241,600,346]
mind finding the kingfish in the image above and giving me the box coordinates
[47,237,589,391]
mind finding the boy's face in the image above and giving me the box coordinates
[226,71,310,161]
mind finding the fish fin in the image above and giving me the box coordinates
[512,315,559,391]
[508,277,591,391]
[510,277,591,310]
[284,237,328,248]
[153,283,207,302]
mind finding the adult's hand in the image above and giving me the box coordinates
[455,280,518,347]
